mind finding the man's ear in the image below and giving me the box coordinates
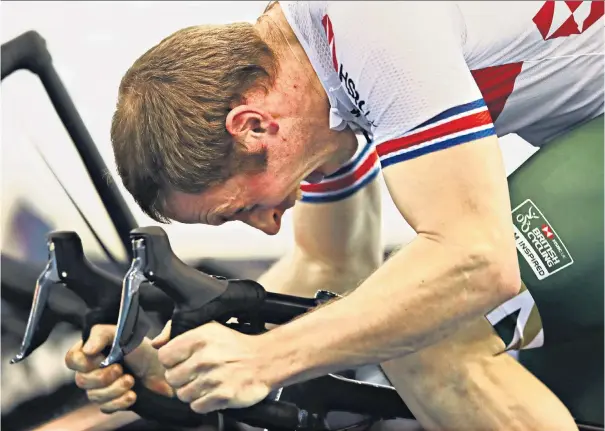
[226,106,279,151]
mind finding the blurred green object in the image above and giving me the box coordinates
[510,115,604,427]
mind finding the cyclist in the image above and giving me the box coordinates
[66,2,603,429]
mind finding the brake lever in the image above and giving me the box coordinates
[102,227,234,366]
[10,239,61,363]
[102,226,328,430]
[56,231,152,354]
[101,238,149,367]
[11,231,225,428]
[10,232,150,363]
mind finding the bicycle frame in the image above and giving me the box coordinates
[1,31,138,261]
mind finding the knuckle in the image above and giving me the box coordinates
[99,403,116,414]
[65,341,83,362]
[111,364,124,379]
[193,352,210,372]
[164,369,183,388]
[74,372,86,388]
[190,402,206,414]
[163,369,174,385]
[157,348,170,367]
[157,350,166,366]
[67,352,86,372]
[64,350,76,368]
[191,337,205,352]
[100,370,117,386]
[106,364,123,382]
[87,389,103,404]
[123,390,137,406]
[176,387,193,403]
[215,389,232,403]
[207,321,222,333]
[121,374,135,390]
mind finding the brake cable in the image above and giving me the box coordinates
[26,132,125,269]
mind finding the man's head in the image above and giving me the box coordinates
[111,6,357,234]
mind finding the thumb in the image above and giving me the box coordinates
[82,324,114,356]
[151,320,172,349]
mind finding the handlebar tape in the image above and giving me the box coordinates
[168,280,322,429]
[169,279,266,338]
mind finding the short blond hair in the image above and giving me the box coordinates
[111,23,278,222]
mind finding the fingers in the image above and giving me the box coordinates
[82,324,117,355]
[174,374,216,404]
[141,374,175,398]
[62,324,140,414]
[164,361,195,390]
[164,350,213,389]
[66,347,106,373]
[158,332,206,369]
[99,390,137,414]
[190,391,230,415]
[65,339,85,370]
[150,320,172,349]
[65,324,117,373]
[75,363,123,390]
[87,373,135,404]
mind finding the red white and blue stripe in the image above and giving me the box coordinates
[301,140,380,204]
[377,99,496,169]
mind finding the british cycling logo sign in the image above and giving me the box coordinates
[533,1,604,41]
[512,199,574,280]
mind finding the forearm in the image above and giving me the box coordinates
[381,317,577,431]
[257,246,380,298]
[260,233,519,389]
[261,177,383,298]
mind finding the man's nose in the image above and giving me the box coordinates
[247,208,284,235]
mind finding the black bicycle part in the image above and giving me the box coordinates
[1,30,137,260]
[49,231,230,428]
[125,226,328,430]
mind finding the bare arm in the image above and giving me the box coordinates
[258,173,383,298]
[258,135,521,387]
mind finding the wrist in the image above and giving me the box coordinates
[255,328,306,391]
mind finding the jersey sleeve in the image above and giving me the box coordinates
[324,2,496,170]
[300,138,380,203]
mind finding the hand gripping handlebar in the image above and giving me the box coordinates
[103,226,328,430]
[11,231,225,428]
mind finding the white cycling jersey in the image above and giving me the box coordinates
[282,1,604,203]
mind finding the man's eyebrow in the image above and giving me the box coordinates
[206,202,238,224]
[232,204,257,216]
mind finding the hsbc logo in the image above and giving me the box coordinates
[541,224,555,239]
[533,1,604,40]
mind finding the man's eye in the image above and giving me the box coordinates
[235,205,257,215]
